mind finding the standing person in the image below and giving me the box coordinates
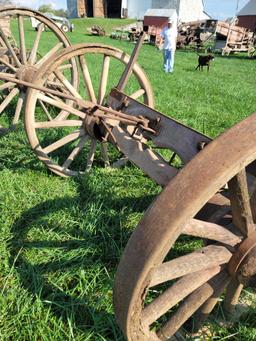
[159,18,177,73]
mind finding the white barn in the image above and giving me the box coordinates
[122,0,152,20]
[123,0,210,22]
[67,0,211,22]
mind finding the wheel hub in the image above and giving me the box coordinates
[82,108,103,141]
[16,65,37,88]
[228,231,256,286]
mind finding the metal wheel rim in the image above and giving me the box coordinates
[114,112,256,340]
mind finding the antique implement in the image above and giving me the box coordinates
[0,15,255,340]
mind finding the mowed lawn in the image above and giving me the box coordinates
[0,17,256,340]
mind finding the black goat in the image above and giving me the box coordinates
[195,54,214,71]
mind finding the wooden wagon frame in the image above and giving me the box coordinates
[216,20,255,56]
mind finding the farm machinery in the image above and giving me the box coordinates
[177,19,255,56]
[0,6,256,340]
[216,20,255,56]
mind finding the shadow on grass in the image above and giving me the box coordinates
[8,175,155,339]
[0,132,45,173]
[184,67,199,73]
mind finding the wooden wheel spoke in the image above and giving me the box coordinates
[37,93,85,119]
[182,218,242,246]
[18,15,27,64]
[54,69,82,99]
[86,139,97,171]
[100,143,110,167]
[130,88,145,100]
[0,57,17,72]
[43,129,84,154]
[45,88,73,121]
[36,42,64,67]
[34,119,82,129]
[228,169,255,236]
[223,278,243,314]
[38,99,53,121]
[0,73,15,79]
[195,274,231,328]
[0,81,15,91]
[142,266,221,326]
[62,135,88,170]
[47,92,63,102]
[58,63,73,71]
[47,80,64,90]
[0,87,19,114]
[13,94,24,124]
[149,245,232,287]
[79,55,97,103]
[157,271,230,339]
[54,110,71,121]
[0,25,21,67]
[28,23,44,65]
[98,55,110,105]
[0,35,5,48]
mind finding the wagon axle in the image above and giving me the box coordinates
[0,7,255,340]
[81,103,156,143]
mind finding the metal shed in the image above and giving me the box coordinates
[144,8,178,28]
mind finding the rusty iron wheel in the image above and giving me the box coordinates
[114,113,256,340]
[25,43,154,177]
[0,6,78,134]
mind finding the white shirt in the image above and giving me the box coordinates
[160,26,177,50]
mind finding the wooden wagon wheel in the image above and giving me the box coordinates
[0,6,78,134]
[114,113,256,340]
[25,43,154,177]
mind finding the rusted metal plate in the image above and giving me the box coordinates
[111,125,178,186]
[109,89,211,164]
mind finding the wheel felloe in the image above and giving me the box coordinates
[25,44,154,176]
[0,7,77,133]
[114,113,256,340]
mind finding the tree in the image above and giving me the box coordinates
[54,9,67,17]
[38,4,67,18]
[38,4,54,13]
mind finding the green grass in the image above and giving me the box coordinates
[70,17,136,35]
[0,17,256,340]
